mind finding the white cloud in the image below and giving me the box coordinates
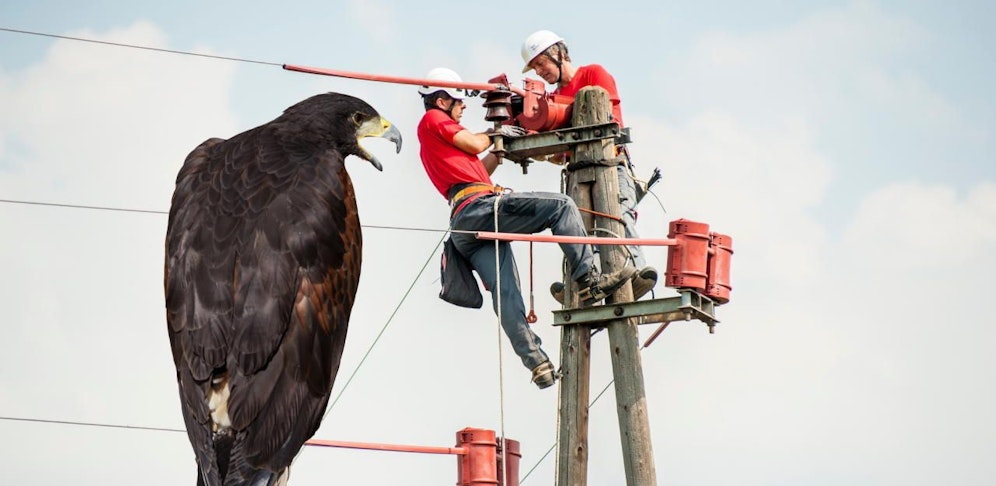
[657,1,943,134]
[0,21,237,209]
[347,0,397,43]
[628,112,832,284]
[843,181,996,268]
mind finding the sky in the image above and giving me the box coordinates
[1,1,994,484]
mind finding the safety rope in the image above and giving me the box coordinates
[492,194,508,486]
[526,242,538,323]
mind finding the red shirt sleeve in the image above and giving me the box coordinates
[555,64,624,127]
[417,110,494,199]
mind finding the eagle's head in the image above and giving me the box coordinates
[280,92,403,171]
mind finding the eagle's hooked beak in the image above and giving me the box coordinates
[356,116,403,172]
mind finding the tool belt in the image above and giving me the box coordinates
[448,183,506,218]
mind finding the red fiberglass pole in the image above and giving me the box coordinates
[475,231,678,246]
[283,64,526,96]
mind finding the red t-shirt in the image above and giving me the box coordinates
[554,64,624,127]
[417,109,494,199]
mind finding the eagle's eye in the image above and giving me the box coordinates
[351,113,365,126]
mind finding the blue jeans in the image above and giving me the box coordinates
[617,164,646,269]
[450,191,596,371]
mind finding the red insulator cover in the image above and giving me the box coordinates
[705,232,733,304]
[456,428,498,485]
[665,219,710,291]
[497,438,521,486]
[517,78,573,131]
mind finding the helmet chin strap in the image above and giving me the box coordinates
[444,98,459,118]
[431,96,458,118]
[543,51,565,85]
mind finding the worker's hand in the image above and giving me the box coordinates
[488,125,527,137]
[544,152,567,165]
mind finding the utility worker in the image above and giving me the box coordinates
[520,30,658,302]
[416,67,636,389]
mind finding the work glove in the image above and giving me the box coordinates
[527,153,566,165]
[488,125,527,137]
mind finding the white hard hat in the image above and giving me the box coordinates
[418,67,465,99]
[520,30,564,73]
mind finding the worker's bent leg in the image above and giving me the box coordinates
[492,191,595,283]
[465,240,548,371]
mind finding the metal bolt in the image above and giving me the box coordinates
[614,306,624,316]
[563,313,572,322]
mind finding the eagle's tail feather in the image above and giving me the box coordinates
[221,433,288,486]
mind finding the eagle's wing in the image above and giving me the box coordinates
[165,130,362,484]
[165,136,230,483]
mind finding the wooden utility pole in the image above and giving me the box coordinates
[556,86,657,486]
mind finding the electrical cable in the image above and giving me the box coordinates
[0,197,463,235]
[321,231,447,419]
[0,27,280,67]
[492,194,508,486]
[0,415,184,434]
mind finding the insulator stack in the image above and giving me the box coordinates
[483,90,513,122]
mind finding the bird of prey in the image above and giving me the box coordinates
[164,92,402,486]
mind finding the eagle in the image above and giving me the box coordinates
[164,92,402,486]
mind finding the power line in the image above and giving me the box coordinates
[0,27,280,67]
[322,232,446,418]
[0,198,168,215]
[0,415,184,434]
[0,198,454,234]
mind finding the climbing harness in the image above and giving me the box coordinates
[449,183,506,218]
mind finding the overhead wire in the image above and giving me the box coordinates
[0,415,184,434]
[321,232,446,419]
[0,197,459,234]
[0,27,281,67]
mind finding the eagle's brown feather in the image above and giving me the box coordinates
[165,93,397,486]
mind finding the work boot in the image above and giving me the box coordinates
[531,361,556,389]
[550,281,566,305]
[577,266,637,304]
[631,266,658,300]
[551,265,642,305]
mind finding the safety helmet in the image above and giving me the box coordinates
[417,67,465,99]
[520,30,564,73]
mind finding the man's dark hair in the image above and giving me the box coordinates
[422,91,452,111]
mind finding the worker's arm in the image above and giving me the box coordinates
[452,130,493,155]
[453,125,527,156]
[481,153,501,174]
